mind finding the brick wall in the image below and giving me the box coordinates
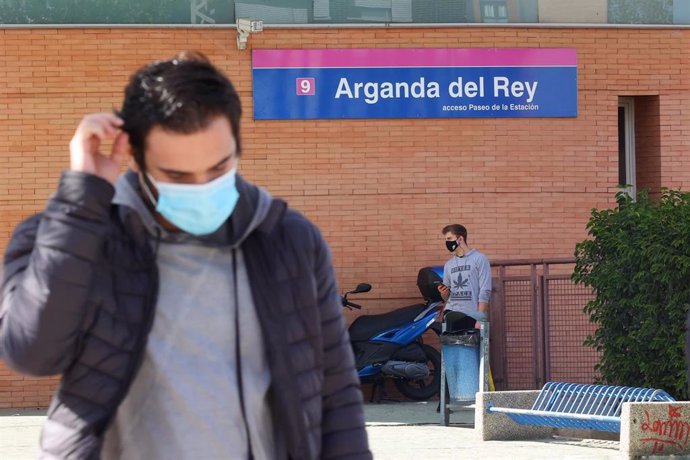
[1,26,689,408]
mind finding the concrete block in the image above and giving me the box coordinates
[621,401,690,459]
[475,390,555,441]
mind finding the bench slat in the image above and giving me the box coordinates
[489,407,621,424]
[488,407,622,432]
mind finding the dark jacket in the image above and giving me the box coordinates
[0,171,371,460]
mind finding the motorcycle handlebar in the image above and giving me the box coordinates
[341,283,371,309]
[341,298,362,310]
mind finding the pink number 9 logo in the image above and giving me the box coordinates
[296,78,316,96]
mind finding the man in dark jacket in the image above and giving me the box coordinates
[0,51,371,460]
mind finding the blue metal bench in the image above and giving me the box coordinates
[487,382,676,432]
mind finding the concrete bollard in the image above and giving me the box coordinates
[621,401,690,458]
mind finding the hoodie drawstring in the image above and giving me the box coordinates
[232,249,254,460]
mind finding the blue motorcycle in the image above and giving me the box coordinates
[342,270,444,401]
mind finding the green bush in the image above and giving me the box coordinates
[573,189,690,400]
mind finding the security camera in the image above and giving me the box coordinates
[236,18,264,50]
[237,18,263,34]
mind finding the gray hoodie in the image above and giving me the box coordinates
[102,171,284,460]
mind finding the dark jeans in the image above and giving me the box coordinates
[443,311,476,333]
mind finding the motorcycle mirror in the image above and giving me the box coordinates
[352,283,372,294]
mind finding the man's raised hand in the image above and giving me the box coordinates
[69,113,129,184]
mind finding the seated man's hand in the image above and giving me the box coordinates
[437,284,450,301]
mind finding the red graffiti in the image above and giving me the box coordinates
[640,438,673,454]
[640,409,690,453]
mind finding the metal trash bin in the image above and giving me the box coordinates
[439,329,480,402]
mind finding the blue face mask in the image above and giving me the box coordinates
[142,166,240,236]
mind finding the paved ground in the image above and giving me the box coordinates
[0,408,45,460]
[0,402,636,459]
[365,402,622,459]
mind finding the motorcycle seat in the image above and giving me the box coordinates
[349,303,428,342]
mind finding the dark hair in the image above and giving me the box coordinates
[442,224,468,243]
[119,50,242,170]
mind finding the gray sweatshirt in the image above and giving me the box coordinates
[442,248,492,320]
[102,171,284,460]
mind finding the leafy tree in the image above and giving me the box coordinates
[573,189,690,400]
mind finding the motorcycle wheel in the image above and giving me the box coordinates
[394,343,441,401]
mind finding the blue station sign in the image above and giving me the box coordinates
[252,48,578,120]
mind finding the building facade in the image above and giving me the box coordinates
[1,2,689,407]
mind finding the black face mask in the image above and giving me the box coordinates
[445,240,458,252]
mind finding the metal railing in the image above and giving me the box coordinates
[489,258,598,390]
